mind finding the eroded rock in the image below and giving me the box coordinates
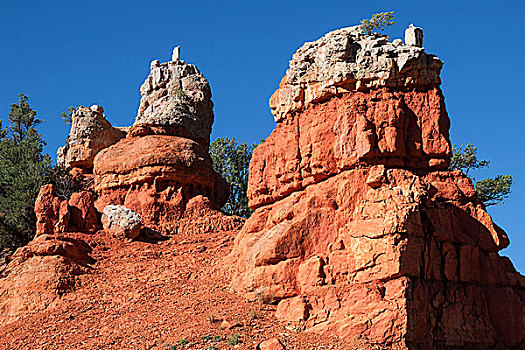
[228,27,525,349]
[134,58,214,148]
[0,234,93,326]
[57,105,126,172]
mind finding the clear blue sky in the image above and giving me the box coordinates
[1,0,524,272]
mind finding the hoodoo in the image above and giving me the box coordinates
[228,26,525,348]
[0,50,243,326]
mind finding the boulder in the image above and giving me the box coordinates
[57,105,126,172]
[258,338,285,350]
[101,205,142,239]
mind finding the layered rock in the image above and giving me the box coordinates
[228,26,525,349]
[57,105,126,172]
[1,50,240,329]
[252,26,450,209]
[92,54,231,234]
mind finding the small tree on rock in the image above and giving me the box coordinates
[450,143,513,207]
[361,11,395,35]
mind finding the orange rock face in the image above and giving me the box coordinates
[0,234,93,325]
[93,134,229,233]
[228,27,525,348]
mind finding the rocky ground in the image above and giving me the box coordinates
[0,228,365,350]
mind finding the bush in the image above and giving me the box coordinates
[228,334,239,346]
[450,143,513,206]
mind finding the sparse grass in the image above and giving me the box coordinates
[202,335,213,342]
[213,335,223,342]
[247,308,259,324]
[228,334,239,346]
[175,89,185,100]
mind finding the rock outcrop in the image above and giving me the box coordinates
[0,49,242,327]
[45,50,233,236]
[134,59,214,149]
[0,234,93,325]
[57,105,126,172]
[228,26,525,349]
[92,55,230,234]
[35,184,100,236]
[254,26,450,209]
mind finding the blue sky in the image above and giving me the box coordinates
[1,0,524,272]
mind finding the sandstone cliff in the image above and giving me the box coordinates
[0,25,523,350]
[228,25,525,349]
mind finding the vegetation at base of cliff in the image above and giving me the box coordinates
[451,143,513,206]
[209,137,262,218]
[361,11,395,35]
[0,94,53,248]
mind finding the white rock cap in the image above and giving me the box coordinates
[405,24,423,47]
[172,46,181,61]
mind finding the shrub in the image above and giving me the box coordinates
[361,11,395,35]
[228,334,239,346]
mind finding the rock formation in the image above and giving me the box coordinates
[0,49,242,327]
[133,58,214,149]
[92,56,231,233]
[228,26,525,349]
[0,234,93,325]
[57,105,126,172]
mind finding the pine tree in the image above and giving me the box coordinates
[209,137,261,218]
[0,94,52,248]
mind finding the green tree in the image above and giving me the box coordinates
[361,11,395,35]
[61,106,76,126]
[209,137,261,218]
[0,94,53,248]
[450,143,512,207]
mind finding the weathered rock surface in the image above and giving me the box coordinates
[228,26,525,349]
[57,105,126,172]
[93,134,229,233]
[35,185,100,236]
[252,26,450,209]
[134,59,214,149]
[0,234,93,325]
[269,26,443,123]
[101,205,142,239]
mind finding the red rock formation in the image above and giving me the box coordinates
[228,26,525,349]
[34,185,100,236]
[93,134,229,233]
[0,234,93,325]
